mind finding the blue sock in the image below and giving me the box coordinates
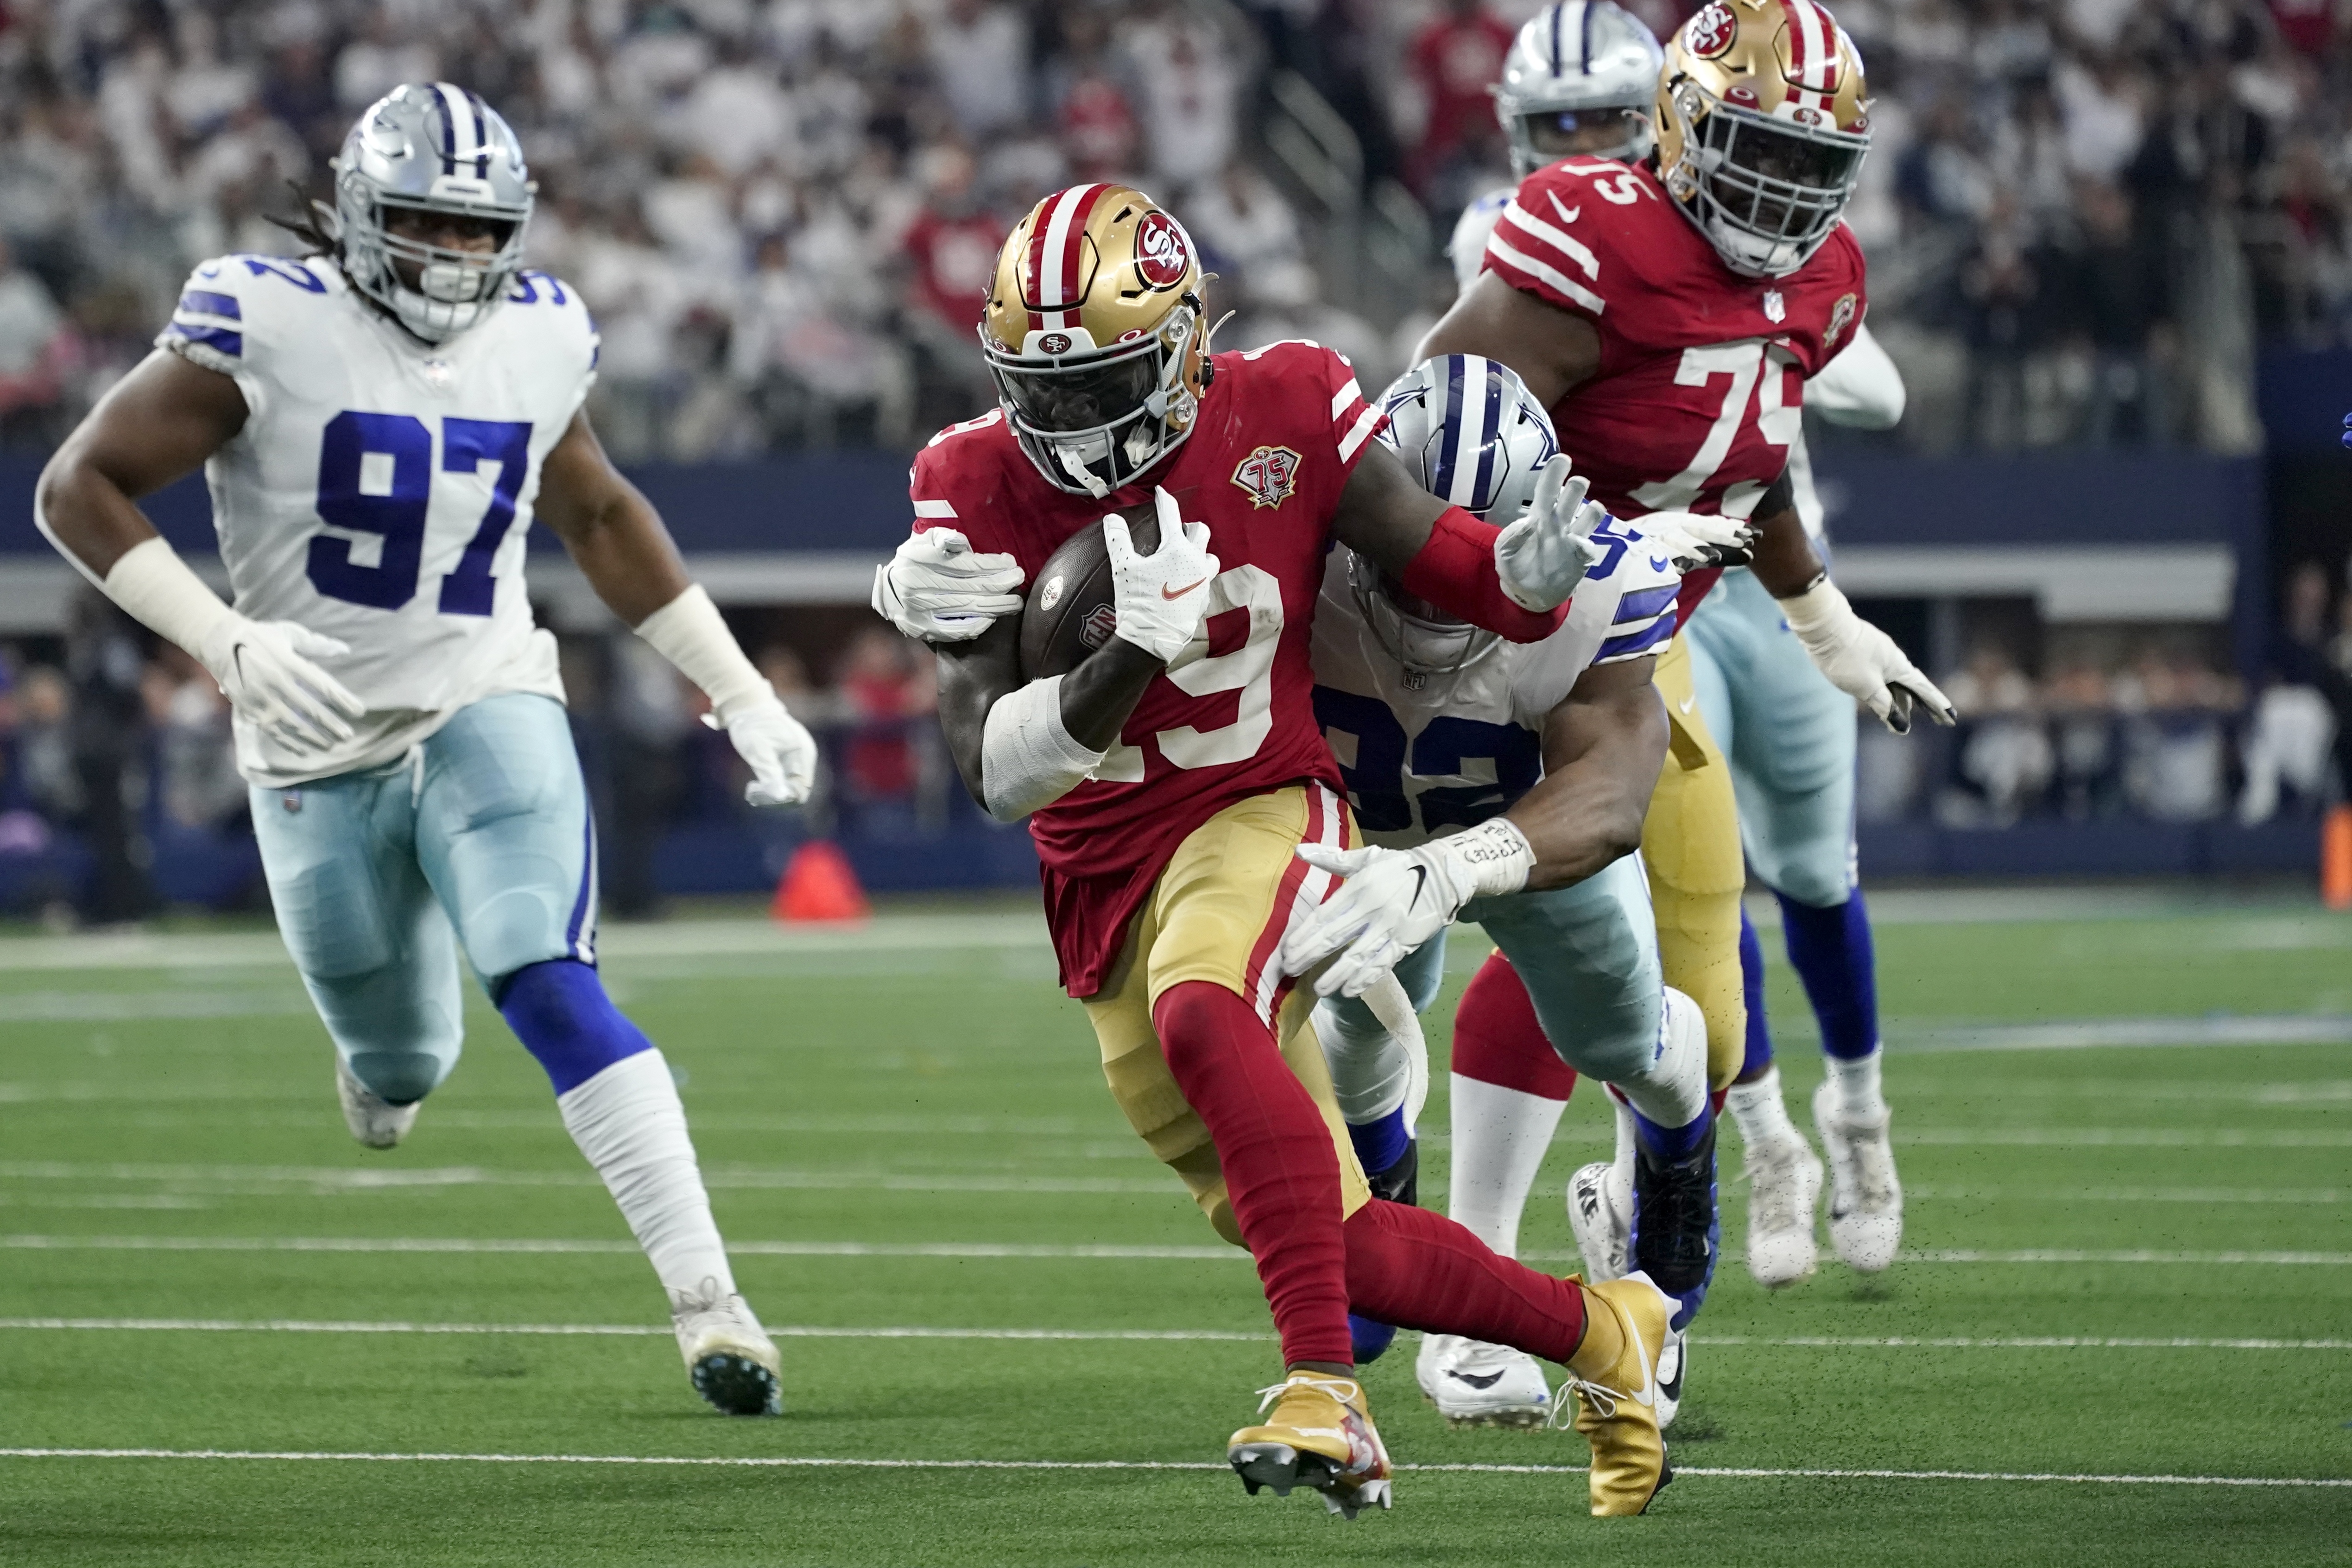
[496,958,654,1094]
[1345,1105,1411,1182]
[1633,1103,1711,1162]
[1349,1314,1399,1363]
[1739,906,1776,1079]
[1775,888,1881,1061]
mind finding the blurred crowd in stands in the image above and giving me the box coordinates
[1,0,2349,459]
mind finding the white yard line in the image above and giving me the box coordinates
[6,1234,2350,1265]
[0,1448,2342,1488]
[0,1319,2343,1352]
[1904,1186,2346,1205]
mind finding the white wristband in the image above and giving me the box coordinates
[980,675,1106,822]
[633,583,770,718]
[1773,575,1850,636]
[98,537,237,660]
[1451,816,1536,900]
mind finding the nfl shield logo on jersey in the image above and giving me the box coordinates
[1232,445,1302,509]
[1763,289,1787,324]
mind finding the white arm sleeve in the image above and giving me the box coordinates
[91,536,237,656]
[633,583,771,717]
[979,675,1106,823]
[1806,321,1906,430]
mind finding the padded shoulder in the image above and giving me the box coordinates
[158,253,340,378]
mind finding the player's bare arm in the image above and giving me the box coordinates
[1508,655,1667,891]
[532,409,694,626]
[1415,272,1601,408]
[35,349,247,575]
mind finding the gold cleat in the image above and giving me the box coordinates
[1555,1271,1674,1517]
[1227,1372,1394,1520]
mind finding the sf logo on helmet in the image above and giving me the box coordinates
[1133,212,1191,290]
[1685,2,1736,56]
[1039,332,1073,354]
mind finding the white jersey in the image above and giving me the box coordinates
[1450,186,1515,296]
[161,254,597,787]
[1310,534,1682,849]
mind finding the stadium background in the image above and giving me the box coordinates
[1,0,2350,918]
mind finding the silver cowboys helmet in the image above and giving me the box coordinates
[1494,1,1666,176]
[1356,355,1560,677]
[334,83,534,343]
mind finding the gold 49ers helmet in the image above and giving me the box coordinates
[981,183,1214,498]
[1654,0,1871,278]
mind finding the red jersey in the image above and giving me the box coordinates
[910,341,1385,996]
[1479,157,1867,621]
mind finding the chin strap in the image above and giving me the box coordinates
[1055,442,1111,499]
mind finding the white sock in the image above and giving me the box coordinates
[1446,1072,1568,1258]
[558,1049,738,1306]
[1825,1050,1886,1119]
[1607,987,1708,1133]
[1725,1063,1802,1149]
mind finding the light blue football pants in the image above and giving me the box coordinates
[1322,852,1662,1087]
[250,693,596,1104]
[1683,569,1858,909]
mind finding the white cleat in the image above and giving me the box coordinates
[1415,1334,1552,1429]
[1566,1160,1631,1283]
[1655,1328,1687,1431]
[671,1279,783,1416]
[334,1056,419,1150]
[1741,1131,1823,1289]
[1813,1080,1903,1273]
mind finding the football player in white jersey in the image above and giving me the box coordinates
[35,84,814,1417]
[1446,1,1922,1290]
[1278,355,1730,1429]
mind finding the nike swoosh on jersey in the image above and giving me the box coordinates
[1678,695,1695,714]
[1161,577,1208,600]
[1649,556,1671,571]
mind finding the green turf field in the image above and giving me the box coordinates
[2,895,2348,1566]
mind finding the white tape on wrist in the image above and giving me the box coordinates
[634,583,770,718]
[980,675,1106,823]
[1774,575,1852,638]
[100,537,236,658]
[1449,816,1537,900]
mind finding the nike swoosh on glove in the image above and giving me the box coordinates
[1631,510,1759,572]
[1280,819,1536,998]
[1776,577,1958,735]
[872,528,1025,643]
[1493,455,1610,612]
[196,616,367,756]
[1106,487,1220,664]
[703,694,819,806]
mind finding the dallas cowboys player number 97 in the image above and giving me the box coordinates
[34,82,820,1419]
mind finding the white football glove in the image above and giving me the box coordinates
[1777,576,1958,735]
[1106,487,1220,664]
[872,528,1024,643]
[1631,509,1759,572]
[196,615,366,756]
[702,693,820,807]
[1281,818,1536,999]
[1493,455,1611,612]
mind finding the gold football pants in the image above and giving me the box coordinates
[1644,632,1747,1091]
[1080,784,1372,1246]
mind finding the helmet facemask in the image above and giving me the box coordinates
[984,295,1208,499]
[1508,105,1655,177]
[1663,82,1867,278]
[334,84,534,345]
[1346,548,1501,681]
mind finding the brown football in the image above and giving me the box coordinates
[1017,503,1159,680]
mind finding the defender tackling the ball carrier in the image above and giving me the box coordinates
[1417,0,1954,1326]
[891,182,1682,1518]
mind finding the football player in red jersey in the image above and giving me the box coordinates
[1401,0,1955,1402]
[884,182,1699,1518]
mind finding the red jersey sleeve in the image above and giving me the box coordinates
[1479,163,1624,322]
[1226,338,1389,483]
